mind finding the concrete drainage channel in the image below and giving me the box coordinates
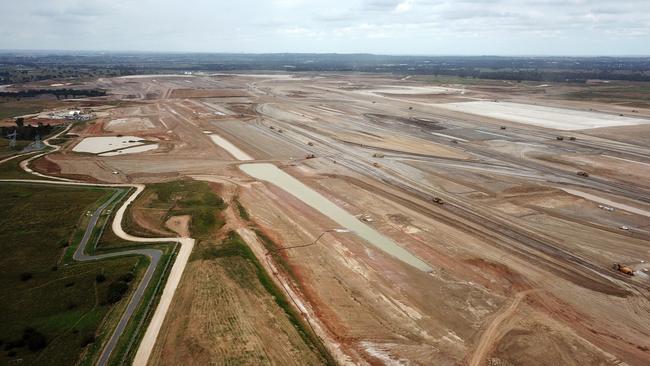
[0,128,195,366]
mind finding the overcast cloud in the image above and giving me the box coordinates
[1,0,648,55]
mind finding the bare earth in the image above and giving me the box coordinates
[21,73,650,366]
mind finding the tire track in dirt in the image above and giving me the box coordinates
[468,290,535,366]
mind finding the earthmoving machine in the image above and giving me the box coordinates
[305,154,315,159]
[577,171,590,177]
[432,197,444,204]
[612,263,634,276]
[307,141,314,146]
[500,126,506,130]
[373,153,385,158]
[569,136,576,141]
[373,162,381,168]
[556,136,564,141]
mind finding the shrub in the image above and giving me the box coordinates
[23,328,47,352]
[118,272,134,283]
[80,334,95,347]
[20,272,32,281]
[95,274,106,283]
[105,280,129,304]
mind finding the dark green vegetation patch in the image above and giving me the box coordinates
[148,180,226,237]
[0,184,141,365]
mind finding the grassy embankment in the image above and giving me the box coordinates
[198,230,336,365]
[0,183,143,365]
[101,180,226,249]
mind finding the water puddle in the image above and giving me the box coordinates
[240,163,432,272]
[73,136,146,154]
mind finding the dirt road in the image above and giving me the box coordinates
[468,290,535,366]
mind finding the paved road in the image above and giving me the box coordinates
[72,189,163,366]
[0,125,196,366]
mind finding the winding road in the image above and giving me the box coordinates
[0,124,195,366]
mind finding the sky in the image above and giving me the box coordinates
[1,0,649,55]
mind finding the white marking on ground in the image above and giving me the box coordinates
[476,130,509,138]
[561,188,650,218]
[603,155,650,167]
[430,132,468,142]
[436,101,650,130]
[209,134,253,160]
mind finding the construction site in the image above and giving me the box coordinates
[2,72,650,366]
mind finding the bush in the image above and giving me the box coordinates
[95,274,106,283]
[5,339,25,350]
[80,334,95,347]
[20,272,32,281]
[118,272,134,283]
[23,328,47,352]
[105,280,129,304]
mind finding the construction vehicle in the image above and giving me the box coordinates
[556,136,564,141]
[451,139,458,144]
[305,154,315,159]
[500,126,506,130]
[432,197,444,204]
[612,263,634,276]
[577,171,589,177]
[269,126,275,130]
[569,136,576,141]
[373,162,380,168]
[307,141,314,146]
[373,153,385,158]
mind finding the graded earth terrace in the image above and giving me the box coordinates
[1,71,650,366]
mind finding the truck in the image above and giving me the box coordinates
[612,263,634,276]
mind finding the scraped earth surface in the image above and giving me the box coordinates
[22,73,650,365]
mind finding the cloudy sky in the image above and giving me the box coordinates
[1,0,649,55]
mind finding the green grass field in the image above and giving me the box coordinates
[0,138,31,160]
[109,180,226,247]
[0,183,145,365]
[0,98,62,119]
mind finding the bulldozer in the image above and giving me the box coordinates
[612,263,634,276]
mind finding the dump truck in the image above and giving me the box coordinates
[577,171,590,177]
[305,154,315,159]
[612,263,634,276]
